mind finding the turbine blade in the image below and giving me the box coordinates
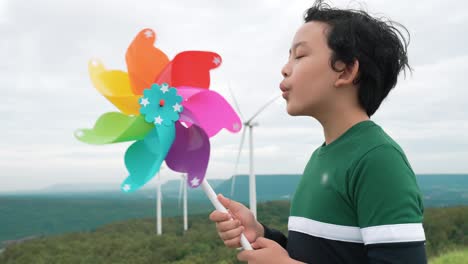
[227,81,244,120]
[246,95,280,124]
[231,128,246,197]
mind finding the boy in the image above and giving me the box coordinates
[210,1,427,263]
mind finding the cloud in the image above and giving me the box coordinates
[1,0,467,191]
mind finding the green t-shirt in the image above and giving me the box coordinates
[289,120,426,245]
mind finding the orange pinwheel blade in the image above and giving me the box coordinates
[126,28,170,95]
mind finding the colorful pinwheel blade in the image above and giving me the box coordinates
[155,51,221,89]
[176,86,205,101]
[88,60,141,115]
[126,28,170,95]
[181,90,242,137]
[121,123,175,192]
[75,112,153,144]
[165,122,210,188]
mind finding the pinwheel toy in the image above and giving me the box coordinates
[75,28,252,250]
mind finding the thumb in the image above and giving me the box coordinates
[217,194,244,215]
[251,237,274,249]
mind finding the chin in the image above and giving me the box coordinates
[286,104,303,116]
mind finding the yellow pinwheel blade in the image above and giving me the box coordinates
[88,59,141,115]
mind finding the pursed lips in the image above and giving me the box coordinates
[280,82,290,99]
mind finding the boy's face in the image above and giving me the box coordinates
[280,21,341,117]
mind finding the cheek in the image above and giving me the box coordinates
[295,63,333,98]
[287,62,337,114]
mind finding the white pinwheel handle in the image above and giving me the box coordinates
[201,179,253,250]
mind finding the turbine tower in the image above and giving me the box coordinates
[178,173,188,232]
[156,171,162,235]
[228,83,279,219]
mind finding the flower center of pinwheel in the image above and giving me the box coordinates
[139,83,184,127]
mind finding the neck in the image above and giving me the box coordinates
[317,108,369,145]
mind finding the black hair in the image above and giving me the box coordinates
[304,0,411,117]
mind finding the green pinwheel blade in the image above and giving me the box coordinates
[75,112,153,144]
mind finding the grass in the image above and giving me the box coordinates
[429,248,468,264]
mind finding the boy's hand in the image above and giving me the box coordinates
[209,194,264,248]
[237,237,302,264]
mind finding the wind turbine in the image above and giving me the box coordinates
[156,171,162,235]
[178,173,188,232]
[228,83,280,219]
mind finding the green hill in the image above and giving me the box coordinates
[2,174,467,246]
[0,202,466,264]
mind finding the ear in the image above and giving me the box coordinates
[334,59,359,87]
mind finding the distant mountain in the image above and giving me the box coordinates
[159,175,301,202]
[162,179,225,194]
[3,174,468,207]
[215,174,301,203]
[416,174,468,207]
[27,179,227,195]
[41,183,117,192]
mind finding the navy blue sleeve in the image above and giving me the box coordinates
[367,241,427,264]
[261,223,288,249]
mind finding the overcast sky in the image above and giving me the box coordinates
[1,0,467,192]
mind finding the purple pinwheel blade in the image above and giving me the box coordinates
[165,122,210,188]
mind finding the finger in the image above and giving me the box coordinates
[216,219,241,232]
[218,194,244,215]
[237,250,255,262]
[219,226,244,241]
[209,210,231,222]
[251,237,272,249]
[223,236,241,248]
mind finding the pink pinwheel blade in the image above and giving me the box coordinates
[165,122,210,188]
[176,86,205,100]
[181,90,242,137]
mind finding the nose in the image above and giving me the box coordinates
[281,62,291,78]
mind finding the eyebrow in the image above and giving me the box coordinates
[289,41,308,55]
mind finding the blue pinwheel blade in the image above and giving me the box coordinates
[121,123,175,192]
